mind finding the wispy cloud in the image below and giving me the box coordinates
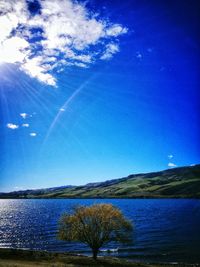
[6,123,19,130]
[168,162,177,168]
[100,43,119,60]
[168,154,173,159]
[0,0,128,86]
[136,51,142,59]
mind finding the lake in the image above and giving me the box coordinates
[0,199,199,263]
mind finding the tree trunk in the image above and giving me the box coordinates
[92,248,98,260]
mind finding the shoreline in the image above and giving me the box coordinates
[0,248,199,267]
[0,197,200,199]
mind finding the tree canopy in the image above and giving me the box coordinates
[58,203,133,259]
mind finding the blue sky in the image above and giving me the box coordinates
[0,0,199,192]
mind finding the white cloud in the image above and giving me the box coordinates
[20,112,28,119]
[0,1,28,43]
[30,132,37,137]
[168,162,177,168]
[100,43,119,60]
[7,123,19,129]
[168,154,173,159]
[0,36,29,63]
[0,0,128,86]
[59,108,65,112]
[21,56,56,86]
[74,62,88,68]
[106,25,128,36]
[22,123,29,127]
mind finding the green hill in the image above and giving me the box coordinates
[1,164,200,198]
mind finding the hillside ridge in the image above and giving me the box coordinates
[0,164,200,198]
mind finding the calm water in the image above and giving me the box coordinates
[0,199,199,263]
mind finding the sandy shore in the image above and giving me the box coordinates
[0,248,199,267]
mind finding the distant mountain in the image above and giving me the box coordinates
[0,164,200,199]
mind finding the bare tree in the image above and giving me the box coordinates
[58,203,133,260]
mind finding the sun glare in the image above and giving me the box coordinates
[0,36,29,65]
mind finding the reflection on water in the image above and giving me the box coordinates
[0,199,200,263]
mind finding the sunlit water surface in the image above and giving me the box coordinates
[0,199,199,263]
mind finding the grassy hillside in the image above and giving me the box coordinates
[1,164,200,198]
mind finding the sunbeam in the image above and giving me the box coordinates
[42,72,100,146]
